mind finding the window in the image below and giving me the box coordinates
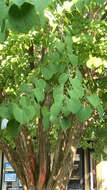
[68,149,84,190]
[71,154,81,180]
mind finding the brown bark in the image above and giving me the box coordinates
[0,115,87,190]
[46,118,85,190]
[36,112,50,190]
[0,138,27,187]
[0,124,36,190]
[13,125,36,189]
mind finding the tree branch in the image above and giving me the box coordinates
[46,117,86,190]
[36,111,50,190]
[93,75,107,80]
[0,137,27,187]
[14,125,36,188]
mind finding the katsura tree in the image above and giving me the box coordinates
[0,0,107,190]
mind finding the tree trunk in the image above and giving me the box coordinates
[45,118,85,190]
[0,116,86,190]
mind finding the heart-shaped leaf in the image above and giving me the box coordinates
[6,119,20,137]
[8,2,39,33]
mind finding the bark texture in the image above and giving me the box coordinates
[0,115,86,190]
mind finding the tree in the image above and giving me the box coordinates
[0,0,107,190]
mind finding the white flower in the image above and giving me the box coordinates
[63,1,73,12]
[57,4,63,15]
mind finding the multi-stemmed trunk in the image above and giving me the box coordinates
[0,117,86,190]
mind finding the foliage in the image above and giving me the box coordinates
[0,1,107,188]
[0,0,107,150]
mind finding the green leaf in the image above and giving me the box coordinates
[12,104,24,123]
[41,62,59,80]
[23,105,36,121]
[97,104,103,119]
[66,98,82,114]
[0,118,2,130]
[77,106,92,122]
[58,73,68,84]
[69,54,78,67]
[53,85,64,103]
[35,0,51,13]
[42,106,50,130]
[6,119,20,137]
[48,62,59,74]
[33,78,46,89]
[1,18,5,31]
[33,102,40,118]
[0,31,6,43]
[76,0,84,13]
[9,0,35,7]
[50,52,60,63]
[87,93,101,108]
[0,20,6,43]
[50,103,61,122]
[34,0,51,25]
[96,0,105,4]
[69,78,81,89]
[62,96,72,116]
[0,0,8,21]
[19,96,31,108]
[65,35,72,53]
[8,2,39,33]
[76,68,82,82]
[0,105,10,119]
[55,42,65,53]
[41,66,53,80]
[58,64,67,74]
[33,88,45,102]
[39,12,46,26]
[68,78,84,99]
[60,117,71,131]
[62,106,71,116]
[85,0,90,6]
[12,103,36,124]
[20,83,32,93]
[68,88,84,99]
[50,63,66,75]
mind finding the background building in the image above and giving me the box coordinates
[0,148,107,190]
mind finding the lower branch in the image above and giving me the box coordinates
[46,118,85,190]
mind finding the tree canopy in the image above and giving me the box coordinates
[0,0,107,190]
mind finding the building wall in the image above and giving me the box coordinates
[84,148,107,190]
[96,148,107,190]
[84,150,90,190]
[0,149,107,190]
[0,150,3,189]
